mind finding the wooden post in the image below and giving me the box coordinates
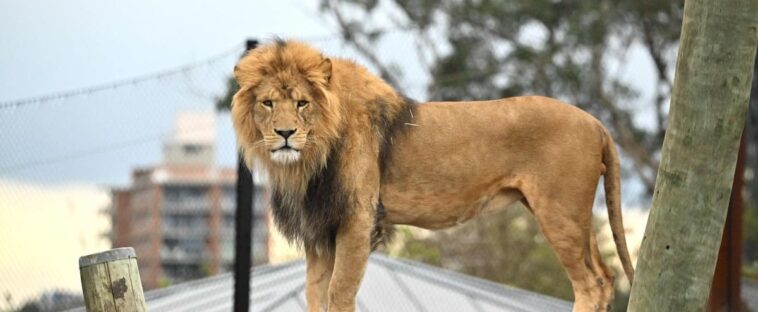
[79,247,146,312]
[627,0,758,310]
[709,133,747,311]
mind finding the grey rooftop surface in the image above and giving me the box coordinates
[744,278,758,312]
[71,254,573,311]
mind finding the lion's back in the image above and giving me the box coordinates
[379,96,608,226]
[411,96,602,145]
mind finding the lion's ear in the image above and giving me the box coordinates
[233,63,262,88]
[304,58,332,87]
[318,58,332,83]
[233,65,241,80]
[233,65,247,86]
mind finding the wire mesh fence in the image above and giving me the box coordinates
[0,35,423,312]
[0,42,278,311]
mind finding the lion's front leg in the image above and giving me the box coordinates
[306,248,334,312]
[326,201,373,312]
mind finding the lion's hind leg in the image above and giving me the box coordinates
[521,192,613,312]
[588,231,615,308]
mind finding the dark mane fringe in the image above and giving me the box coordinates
[372,95,417,249]
[271,139,350,254]
[376,96,418,174]
[270,96,416,254]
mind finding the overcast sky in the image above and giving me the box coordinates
[0,0,655,198]
[0,0,430,187]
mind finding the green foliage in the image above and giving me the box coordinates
[215,77,238,112]
[201,261,213,277]
[391,205,574,300]
[321,0,685,192]
[391,205,636,309]
[18,302,42,312]
[744,263,758,280]
[393,227,442,266]
[745,201,758,270]
[158,277,172,288]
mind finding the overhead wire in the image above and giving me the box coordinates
[0,35,501,176]
[0,43,245,111]
[0,123,221,175]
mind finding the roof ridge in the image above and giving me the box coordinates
[81,254,573,312]
[369,254,571,308]
[259,284,305,312]
[145,271,232,301]
[251,266,305,292]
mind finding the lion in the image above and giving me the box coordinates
[231,39,635,312]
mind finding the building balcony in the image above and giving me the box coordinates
[220,198,235,212]
[161,225,210,238]
[161,199,212,214]
[160,247,208,264]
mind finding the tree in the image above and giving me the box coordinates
[391,204,574,300]
[627,0,758,309]
[390,204,633,308]
[215,77,237,112]
[745,201,758,278]
[744,51,758,276]
[319,0,684,193]
[747,57,758,206]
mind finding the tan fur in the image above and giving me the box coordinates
[232,40,634,312]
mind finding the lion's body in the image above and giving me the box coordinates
[232,40,634,312]
[382,98,606,229]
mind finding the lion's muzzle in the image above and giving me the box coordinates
[270,128,304,164]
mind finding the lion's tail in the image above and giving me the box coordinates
[601,127,635,284]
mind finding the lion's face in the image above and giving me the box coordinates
[231,41,342,168]
[248,79,320,164]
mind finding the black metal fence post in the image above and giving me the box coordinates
[234,38,258,312]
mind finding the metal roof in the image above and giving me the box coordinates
[744,278,758,311]
[70,254,572,311]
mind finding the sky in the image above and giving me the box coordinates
[0,0,658,188]
[0,0,436,188]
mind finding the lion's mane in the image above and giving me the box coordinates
[232,40,413,253]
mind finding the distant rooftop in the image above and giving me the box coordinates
[69,254,572,311]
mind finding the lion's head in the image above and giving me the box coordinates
[230,40,408,253]
[231,40,343,170]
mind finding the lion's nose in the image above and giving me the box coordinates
[275,129,296,139]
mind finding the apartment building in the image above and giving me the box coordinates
[110,112,270,289]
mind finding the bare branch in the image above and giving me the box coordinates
[641,19,672,142]
[591,46,658,190]
[325,0,402,87]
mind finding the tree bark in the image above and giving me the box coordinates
[627,0,758,310]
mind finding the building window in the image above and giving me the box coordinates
[182,144,203,155]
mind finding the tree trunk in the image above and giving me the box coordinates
[627,0,758,310]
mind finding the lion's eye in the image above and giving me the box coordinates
[262,100,273,107]
[297,100,309,108]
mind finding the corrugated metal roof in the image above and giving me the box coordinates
[743,278,758,311]
[69,254,572,311]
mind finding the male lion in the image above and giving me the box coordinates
[231,40,635,312]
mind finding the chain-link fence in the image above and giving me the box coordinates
[0,42,274,311]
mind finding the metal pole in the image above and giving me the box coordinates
[234,39,258,312]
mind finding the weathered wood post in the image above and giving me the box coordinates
[79,247,146,311]
[627,0,758,310]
